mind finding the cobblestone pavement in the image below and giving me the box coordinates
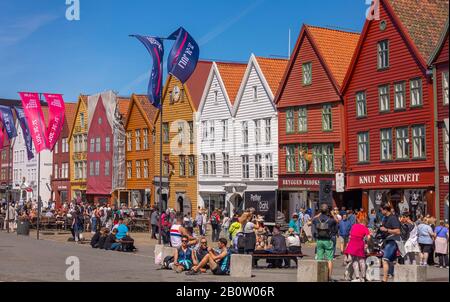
[0,231,448,282]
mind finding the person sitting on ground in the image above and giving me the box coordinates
[171,235,198,273]
[90,228,102,248]
[98,228,109,249]
[104,228,121,251]
[186,238,231,276]
[196,237,209,265]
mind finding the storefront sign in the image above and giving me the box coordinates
[279,176,335,190]
[244,191,276,223]
[335,173,345,193]
[347,170,434,189]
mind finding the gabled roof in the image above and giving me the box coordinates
[215,62,247,105]
[255,57,289,94]
[125,94,158,130]
[184,61,214,110]
[388,0,449,63]
[306,25,360,87]
[341,0,448,93]
[64,102,78,133]
[68,95,88,141]
[275,25,360,103]
[428,18,449,65]
[117,97,130,124]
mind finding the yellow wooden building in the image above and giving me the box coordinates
[123,94,158,208]
[69,95,88,202]
[153,61,212,217]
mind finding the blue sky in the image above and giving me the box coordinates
[0,0,367,102]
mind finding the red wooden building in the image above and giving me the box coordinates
[51,102,77,208]
[429,20,449,221]
[86,94,129,204]
[275,25,360,213]
[342,0,448,217]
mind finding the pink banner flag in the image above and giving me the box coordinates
[43,93,65,151]
[0,128,4,150]
[18,92,48,153]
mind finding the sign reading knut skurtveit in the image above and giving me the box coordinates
[347,170,435,189]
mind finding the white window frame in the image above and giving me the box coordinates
[223,153,230,176]
[202,154,209,176]
[380,128,393,161]
[394,82,406,110]
[356,91,367,118]
[255,119,261,145]
[286,109,295,134]
[412,125,426,159]
[286,145,296,173]
[265,153,273,179]
[322,104,332,131]
[298,107,307,132]
[396,127,409,160]
[265,118,271,144]
[242,155,249,179]
[379,84,390,112]
[135,129,141,151]
[302,62,312,85]
[358,132,370,163]
[255,154,262,179]
[242,121,249,146]
[410,78,423,107]
[210,154,216,175]
[443,72,449,105]
[377,40,389,69]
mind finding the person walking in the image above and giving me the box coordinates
[195,208,203,236]
[222,213,231,240]
[210,210,221,242]
[434,221,449,269]
[379,204,401,282]
[338,213,352,258]
[417,218,435,266]
[344,214,371,282]
[403,214,420,265]
[312,204,338,281]
[150,208,159,239]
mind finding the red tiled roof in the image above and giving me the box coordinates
[185,61,213,110]
[255,57,289,94]
[216,62,247,105]
[117,97,130,118]
[387,0,449,62]
[64,102,78,133]
[134,94,158,127]
[306,25,360,87]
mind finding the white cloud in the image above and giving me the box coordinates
[0,13,59,47]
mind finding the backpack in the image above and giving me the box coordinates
[162,256,174,269]
[211,215,218,225]
[237,233,246,250]
[317,217,331,239]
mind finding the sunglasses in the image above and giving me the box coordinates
[182,240,188,243]
[201,242,207,244]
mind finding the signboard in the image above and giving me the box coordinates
[444,175,449,184]
[347,169,434,189]
[335,173,345,193]
[244,191,276,223]
[279,176,336,190]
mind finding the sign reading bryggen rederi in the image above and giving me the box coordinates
[347,170,435,189]
[19,92,47,153]
[244,191,276,224]
[43,94,65,151]
[279,176,336,191]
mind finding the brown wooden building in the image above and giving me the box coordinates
[123,94,158,208]
[342,0,448,216]
[275,25,360,211]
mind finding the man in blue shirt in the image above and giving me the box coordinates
[116,218,129,240]
[338,214,352,257]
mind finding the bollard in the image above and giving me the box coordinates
[297,260,329,282]
[230,254,252,278]
[394,265,427,282]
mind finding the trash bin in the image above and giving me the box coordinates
[17,220,30,236]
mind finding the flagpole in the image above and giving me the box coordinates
[158,102,163,245]
[6,141,12,233]
[36,93,43,240]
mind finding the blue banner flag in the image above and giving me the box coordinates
[13,107,34,160]
[167,27,200,84]
[0,105,18,139]
[131,35,164,108]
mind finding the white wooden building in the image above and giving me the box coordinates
[197,55,288,214]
